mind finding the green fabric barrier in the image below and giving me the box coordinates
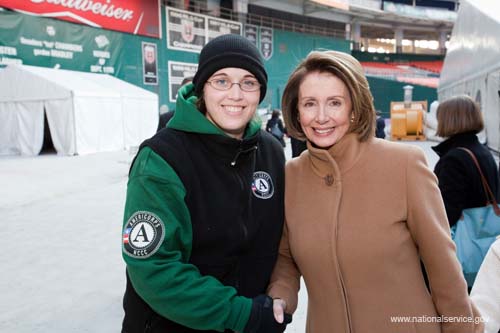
[0,8,349,111]
[367,76,437,118]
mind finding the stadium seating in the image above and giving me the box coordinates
[409,61,443,73]
[361,61,441,88]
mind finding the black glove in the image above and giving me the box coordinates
[243,295,292,333]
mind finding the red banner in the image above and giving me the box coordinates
[0,0,161,38]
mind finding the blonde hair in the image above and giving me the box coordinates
[436,95,484,137]
[282,50,376,141]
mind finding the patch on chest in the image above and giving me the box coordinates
[251,171,274,199]
[122,211,165,258]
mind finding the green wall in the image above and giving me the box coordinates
[261,30,350,109]
[368,77,437,117]
[0,7,349,112]
[351,51,439,118]
[160,26,349,110]
[0,9,163,98]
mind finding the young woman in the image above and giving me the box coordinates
[121,34,290,333]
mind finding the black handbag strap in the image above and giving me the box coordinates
[458,147,500,216]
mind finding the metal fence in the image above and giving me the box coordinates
[164,0,346,39]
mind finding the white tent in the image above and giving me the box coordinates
[438,0,500,150]
[0,65,158,156]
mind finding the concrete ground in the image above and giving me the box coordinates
[0,137,439,332]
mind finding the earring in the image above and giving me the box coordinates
[350,113,355,123]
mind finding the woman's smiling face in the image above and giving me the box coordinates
[298,71,352,148]
[203,67,260,139]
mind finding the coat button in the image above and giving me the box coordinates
[324,174,334,186]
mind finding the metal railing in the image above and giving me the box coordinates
[243,12,345,39]
[349,0,382,11]
[164,0,346,39]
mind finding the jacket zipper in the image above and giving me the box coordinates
[230,145,256,291]
[234,167,245,190]
[230,146,258,167]
[230,145,258,190]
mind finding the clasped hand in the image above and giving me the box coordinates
[243,295,291,333]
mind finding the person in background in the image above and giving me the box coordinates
[470,237,500,333]
[290,137,307,158]
[266,109,286,147]
[122,34,290,333]
[268,50,483,333]
[375,110,386,139]
[157,76,193,132]
[432,95,499,228]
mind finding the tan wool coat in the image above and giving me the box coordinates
[268,133,483,333]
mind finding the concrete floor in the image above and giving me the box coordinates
[0,138,441,332]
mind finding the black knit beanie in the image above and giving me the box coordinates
[193,34,268,103]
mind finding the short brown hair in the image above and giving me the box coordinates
[436,95,484,137]
[282,50,376,141]
[196,94,207,114]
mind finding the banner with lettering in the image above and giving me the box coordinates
[0,9,123,74]
[166,7,206,53]
[142,42,158,85]
[166,7,242,53]
[168,61,197,102]
[207,17,242,42]
[260,27,273,60]
[0,0,161,38]
[244,24,258,48]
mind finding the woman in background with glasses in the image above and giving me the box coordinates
[121,34,291,333]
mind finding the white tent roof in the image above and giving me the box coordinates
[0,65,121,100]
[80,72,157,100]
[0,65,158,156]
[439,0,500,91]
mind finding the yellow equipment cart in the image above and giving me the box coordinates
[390,100,427,141]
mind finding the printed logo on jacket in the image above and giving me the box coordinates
[251,171,274,199]
[123,211,165,258]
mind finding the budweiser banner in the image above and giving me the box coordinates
[166,7,242,53]
[168,61,197,102]
[0,0,161,38]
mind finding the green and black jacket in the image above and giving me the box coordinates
[122,84,285,333]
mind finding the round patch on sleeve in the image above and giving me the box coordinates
[122,211,165,258]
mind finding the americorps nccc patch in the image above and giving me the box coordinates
[122,211,165,258]
[251,171,274,199]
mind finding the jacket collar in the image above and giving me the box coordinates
[432,132,479,157]
[307,132,365,178]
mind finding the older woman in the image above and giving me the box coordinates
[268,51,483,333]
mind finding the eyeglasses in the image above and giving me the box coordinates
[206,77,260,92]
